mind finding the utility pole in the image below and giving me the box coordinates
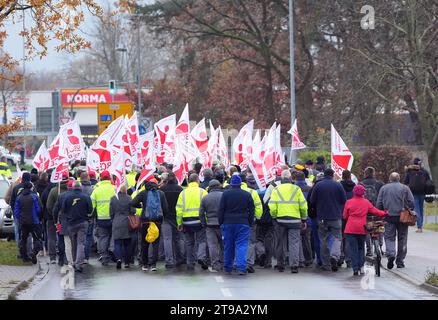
[288,0,297,165]
[22,6,27,165]
[136,14,142,120]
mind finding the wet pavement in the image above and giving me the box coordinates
[18,259,438,300]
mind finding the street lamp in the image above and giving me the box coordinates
[288,0,297,165]
[116,47,129,82]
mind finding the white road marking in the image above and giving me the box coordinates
[215,276,224,283]
[221,288,232,297]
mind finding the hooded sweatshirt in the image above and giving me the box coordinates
[340,179,356,200]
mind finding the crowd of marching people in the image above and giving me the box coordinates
[6,155,434,277]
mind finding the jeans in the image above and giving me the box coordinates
[84,222,94,260]
[310,218,322,265]
[19,224,43,259]
[141,223,160,266]
[206,226,223,270]
[66,221,88,268]
[114,238,131,264]
[414,195,425,229]
[183,227,207,266]
[318,219,342,268]
[384,218,408,265]
[46,219,57,260]
[221,224,250,273]
[162,220,185,267]
[96,222,112,264]
[346,234,366,272]
[275,224,301,268]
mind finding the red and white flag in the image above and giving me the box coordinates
[50,161,69,183]
[175,104,199,170]
[138,131,155,168]
[288,119,306,150]
[232,120,254,170]
[154,114,176,164]
[109,144,126,194]
[135,166,154,191]
[48,134,66,169]
[172,142,186,185]
[91,116,125,172]
[59,120,85,161]
[125,112,140,166]
[33,141,50,172]
[85,146,100,174]
[122,117,133,171]
[248,130,268,190]
[191,118,208,155]
[275,124,286,168]
[262,123,277,184]
[331,124,354,177]
[217,126,230,168]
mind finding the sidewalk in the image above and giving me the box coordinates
[0,264,40,300]
[382,227,438,288]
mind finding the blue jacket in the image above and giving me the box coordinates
[218,186,255,226]
[62,189,93,227]
[14,189,42,225]
[310,177,347,220]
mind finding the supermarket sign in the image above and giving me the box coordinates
[61,89,130,108]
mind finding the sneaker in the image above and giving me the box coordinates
[337,259,344,267]
[50,259,57,264]
[360,267,365,275]
[258,254,266,267]
[416,228,423,233]
[291,267,299,274]
[396,262,405,269]
[116,260,122,269]
[278,266,285,273]
[208,266,218,273]
[247,266,255,273]
[124,264,130,269]
[74,266,83,273]
[82,259,89,265]
[346,261,352,268]
[142,266,149,272]
[150,265,157,272]
[31,254,37,265]
[353,271,359,276]
[366,251,372,257]
[330,257,338,272]
[198,259,208,270]
[238,270,247,275]
[97,255,103,262]
[387,257,395,270]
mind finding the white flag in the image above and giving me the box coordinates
[288,119,306,150]
[33,141,50,172]
[331,124,354,177]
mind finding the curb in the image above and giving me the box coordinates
[420,282,438,295]
[6,262,42,300]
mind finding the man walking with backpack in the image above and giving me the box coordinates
[360,167,384,256]
[404,158,432,233]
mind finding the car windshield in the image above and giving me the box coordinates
[0,180,9,198]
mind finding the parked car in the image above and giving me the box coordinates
[0,178,14,239]
[0,146,21,166]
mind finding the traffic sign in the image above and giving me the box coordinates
[97,102,134,135]
[138,125,146,135]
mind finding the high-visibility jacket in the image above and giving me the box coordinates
[90,180,115,220]
[241,182,263,220]
[126,172,137,188]
[176,182,207,226]
[268,183,308,226]
[0,162,12,179]
[131,186,145,216]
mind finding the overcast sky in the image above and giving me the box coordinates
[3,0,153,73]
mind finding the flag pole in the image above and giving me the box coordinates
[289,0,297,166]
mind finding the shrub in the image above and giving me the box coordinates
[357,146,412,183]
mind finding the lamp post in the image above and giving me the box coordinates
[288,0,297,165]
[116,47,128,82]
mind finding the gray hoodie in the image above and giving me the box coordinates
[199,189,223,226]
[376,182,414,216]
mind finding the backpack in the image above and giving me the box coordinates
[145,222,160,243]
[258,191,272,225]
[361,182,378,205]
[143,190,163,221]
[408,170,427,194]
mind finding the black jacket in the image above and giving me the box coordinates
[131,182,169,222]
[340,180,356,200]
[14,187,42,225]
[160,182,183,223]
[218,186,255,226]
[62,189,93,227]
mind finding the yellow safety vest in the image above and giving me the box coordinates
[131,186,145,216]
[241,182,263,220]
[268,183,308,225]
[127,172,137,188]
[0,162,12,179]
[176,182,207,226]
[90,180,115,220]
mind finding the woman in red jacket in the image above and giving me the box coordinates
[343,185,387,276]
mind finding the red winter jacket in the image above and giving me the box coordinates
[343,196,387,235]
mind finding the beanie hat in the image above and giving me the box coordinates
[88,171,96,179]
[230,174,242,186]
[208,179,221,188]
[21,172,31,183]
[353,185,366,197]
[100,171,111,180]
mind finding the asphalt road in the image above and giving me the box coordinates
[18,259,438,300]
